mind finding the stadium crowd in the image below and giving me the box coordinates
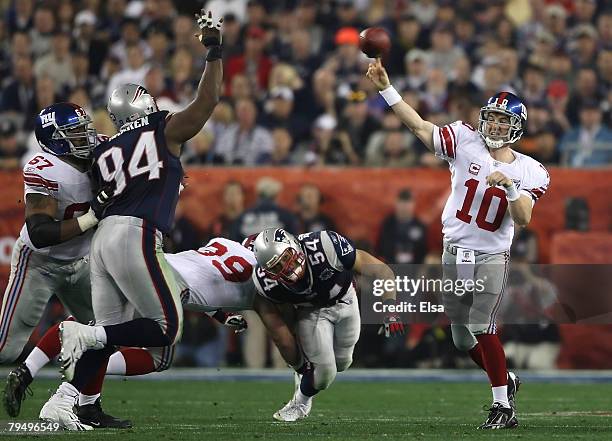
[0,0,610,170]
[1,0,607,368]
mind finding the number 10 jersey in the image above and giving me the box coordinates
[92,111,183,234]
[434,121,550,254]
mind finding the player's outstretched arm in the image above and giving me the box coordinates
[366,58,435,152]
[25,194,98,248]
[253,295,302,368]
[353,249,397,303]
[164,10,223,154]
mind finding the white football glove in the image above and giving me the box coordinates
[195,9,223,47]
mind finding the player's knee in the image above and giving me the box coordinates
[335,356,353,372]
[313,363,337,390]
[451,324,477,352]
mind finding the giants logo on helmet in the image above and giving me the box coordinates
[40,112,56,128]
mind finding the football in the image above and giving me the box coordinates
[359,27,391,58]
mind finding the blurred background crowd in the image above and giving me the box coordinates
[0,0,609,369]
[0,0,610,170]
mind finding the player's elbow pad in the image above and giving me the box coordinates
[26,214,62,248]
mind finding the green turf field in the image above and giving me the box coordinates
[2,379,612,440]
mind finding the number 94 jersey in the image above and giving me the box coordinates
[434,121,550,254]
[92,111,182,234]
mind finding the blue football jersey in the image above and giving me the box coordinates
[92,111,183,234]
[253,230,357,307]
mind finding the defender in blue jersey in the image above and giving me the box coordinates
[250,228,403,422]
[39,10,224,430]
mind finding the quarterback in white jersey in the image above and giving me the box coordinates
[368,59,549,430]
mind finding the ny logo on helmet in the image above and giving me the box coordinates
[40,112,56,128]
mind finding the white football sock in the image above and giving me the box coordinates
[58,381,79,398]
[106,351,127,376]
[94,326,107,345]
[294,389,313,406]
[492,385,509,408]
[24,347,50,377]
[78,393,100,406]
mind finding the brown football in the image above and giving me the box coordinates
[359,27,391,58]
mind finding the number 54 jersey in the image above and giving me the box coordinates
[434,121,550,254]
[91,111,182,234]
[19,152,93,260]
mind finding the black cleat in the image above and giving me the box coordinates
[3,363,33,417]
[478,403,518,430]
[76,398,133,429]
[507,371,521,411]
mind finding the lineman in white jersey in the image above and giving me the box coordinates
[1,103,130,428]
[367,59,549,430]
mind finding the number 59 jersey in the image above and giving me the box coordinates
[164,237,257,312]
[92,111,182,234]
[434,121,550,254]
[19,152,93,260]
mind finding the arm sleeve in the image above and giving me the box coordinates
[320,230,357,271]
[520,162,550,205]
[432,120,470,163]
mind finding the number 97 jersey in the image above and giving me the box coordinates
[91,110,182,234]
[434,121,550,254]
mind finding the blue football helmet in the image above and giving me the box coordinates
[35,103,97,159]
[478,92,527,149]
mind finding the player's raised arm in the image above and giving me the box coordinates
[366,58,435,152]
[164,10,223,153]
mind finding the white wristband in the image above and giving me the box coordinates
[77,208,99,232]
[379,85,402,107]
[505,183,520,202]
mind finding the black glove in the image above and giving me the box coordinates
[195,9,223,47]
[90,184,115,218]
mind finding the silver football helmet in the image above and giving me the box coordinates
[107,83,159,130]
[253,228,306,284]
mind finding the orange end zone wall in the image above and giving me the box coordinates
[1,167,611,367]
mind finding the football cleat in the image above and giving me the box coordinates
[273,399,311,422]
[39,390,92,431]
[76,398,133,429]
[478,403,518,430]
[59,321,104,381]
[3,363,33,417]
[507,371,521,410]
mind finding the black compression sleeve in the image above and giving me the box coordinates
[25,213,62,248]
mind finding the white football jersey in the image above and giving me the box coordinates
[434,121,550,254]
[165,237,256,312]
[19,151,94,260]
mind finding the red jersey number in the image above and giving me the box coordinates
[456,178,507,232]
[28,155,54,170]
[197,241,253,282]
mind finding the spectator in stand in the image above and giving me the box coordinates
[0,55,36,125]
[183,129,215,165]
[225,26,273,98]
[210,181,245,239]
[6,0,33,34]
[215,98,274,165]
[396,49,429,92]
[284,28,321,85]
[567,67,602,125]
[270,127,294,165]
[165,198,202,254]
[34,31,75,95]
[376,188,428,264]
[109,17,152,68]
[295,114,359,166]
[295,183,336,233]
[29,6,55,58]
[260,86,309,144]
[219,13,243,61]
[569,25,599,69]
[71,50,106,109]
[146,24,173,73]
[72,10,108,76]
[339,89,381,160]
[521,63,548,107]
[230,176,298,241]
[560,102,612,168]
[387,15,422,76]
[323,27,365,92]
[428,24,465,74]
[106,44,150,99]
[366,129,417,167]
[0,119,26,171]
